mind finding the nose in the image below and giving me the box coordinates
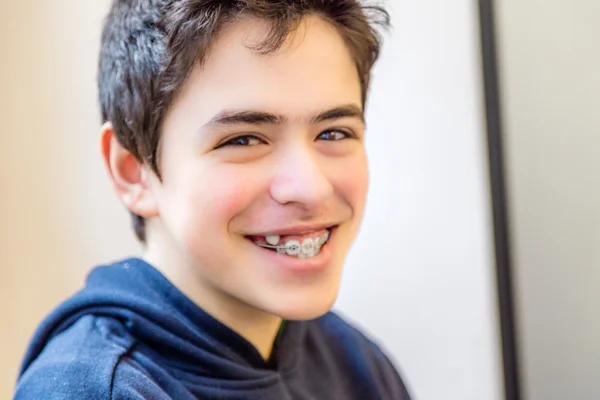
[269,143,334,209]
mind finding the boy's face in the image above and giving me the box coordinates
[148,15,367,320]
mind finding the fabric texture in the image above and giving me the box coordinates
[15,258,411,399]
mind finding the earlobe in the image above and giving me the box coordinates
[99,122,159,218]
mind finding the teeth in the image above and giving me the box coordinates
[265,234,280,245]
[255,229,331,258]
[285,240,300,256]
[301,238,315,257]
[276,246,287,254]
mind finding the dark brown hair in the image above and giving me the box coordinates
[98,0,390,242]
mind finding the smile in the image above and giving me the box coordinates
[248,228,332,259]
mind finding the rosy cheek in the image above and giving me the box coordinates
[348,172,369,210]
[337,155,369,205]
[200,171,266,224]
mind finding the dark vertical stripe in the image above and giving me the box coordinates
[477,1,522,399]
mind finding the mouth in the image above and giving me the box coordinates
[245,226,336,259]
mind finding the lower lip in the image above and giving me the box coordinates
[248,228,336,273]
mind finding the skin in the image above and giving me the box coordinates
[100,15,369,361]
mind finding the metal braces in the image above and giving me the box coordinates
[255,237,328,254]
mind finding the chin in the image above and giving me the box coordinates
[267,291,339,321]
[266,259,347,321]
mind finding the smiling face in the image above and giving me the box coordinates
[144,15,368,321]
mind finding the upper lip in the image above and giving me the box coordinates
[248,223,337,237]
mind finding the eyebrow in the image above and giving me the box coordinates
[204,104,365,128]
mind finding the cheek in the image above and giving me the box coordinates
[205,177,262,226]
[161,164,267,244]
[202,169,275,234]
[334,152,369,210]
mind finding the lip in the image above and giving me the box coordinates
[247,226,337,273]
[248,223,337,237]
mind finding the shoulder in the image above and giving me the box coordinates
[14,316,167,400]
[313,311,370,340]
[311,311,387,356]
[309,311,413,399]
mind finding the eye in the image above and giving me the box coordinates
[317,129,352,141]
[216,134,266,149]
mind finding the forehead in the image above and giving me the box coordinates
[169,15,362,124]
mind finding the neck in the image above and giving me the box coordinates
[142,233,282,361]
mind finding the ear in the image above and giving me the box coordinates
[99,122,159,218]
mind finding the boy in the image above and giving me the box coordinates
[15,0,411,398]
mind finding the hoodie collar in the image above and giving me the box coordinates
[90,258,306,373]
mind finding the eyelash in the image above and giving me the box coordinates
[217,135,265,148]
[216,129,354,149]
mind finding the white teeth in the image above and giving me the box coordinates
[277,246,287,254]
[314,237,322,249]
[255,230,331,258]
[301,238,315,257]
[265,234,280,245]
[285,240,300,256]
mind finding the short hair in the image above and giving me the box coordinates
[98,0,390,242]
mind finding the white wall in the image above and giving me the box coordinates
[495,1,600,399]
[335,2,504,399]
[0,1,504,399]
[0,1,137,398]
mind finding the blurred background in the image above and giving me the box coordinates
[0,1,597,399]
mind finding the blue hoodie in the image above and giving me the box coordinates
[15,258,411,399]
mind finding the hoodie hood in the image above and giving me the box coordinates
[19,258,305,381]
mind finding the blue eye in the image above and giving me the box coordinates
[218,135,265,148]
[317,130,351,141]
